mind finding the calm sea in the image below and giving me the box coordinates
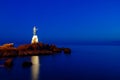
[0,44,120,80]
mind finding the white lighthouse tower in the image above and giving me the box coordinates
[31,26,39,44]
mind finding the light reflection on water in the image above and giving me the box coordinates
[31,56,40,80]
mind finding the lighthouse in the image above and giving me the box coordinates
[31,26,39,44]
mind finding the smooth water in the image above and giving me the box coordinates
[1,45,120,80]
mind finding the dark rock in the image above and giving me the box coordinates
[22,61,32,67]
[4,59,13,68]
[49,44,56,50]
[18,43,43,50]
[52,48,62,53]
[0,48,18,58]
[0,43,14,48]
[44,44,50,50]
[63,48,71,54]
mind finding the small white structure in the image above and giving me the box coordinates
[31,26,39,44]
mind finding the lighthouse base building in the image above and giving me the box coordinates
[31,35,38,44]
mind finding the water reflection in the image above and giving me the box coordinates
[31,56,40,80]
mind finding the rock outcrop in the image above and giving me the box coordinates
[0,43,71,58]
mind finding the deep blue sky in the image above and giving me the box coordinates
[0,0,120,44]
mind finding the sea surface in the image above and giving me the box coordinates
[0,44,120,80]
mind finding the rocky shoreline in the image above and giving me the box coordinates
[0,43,71,58]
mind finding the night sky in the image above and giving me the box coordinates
[0,0,120,44]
